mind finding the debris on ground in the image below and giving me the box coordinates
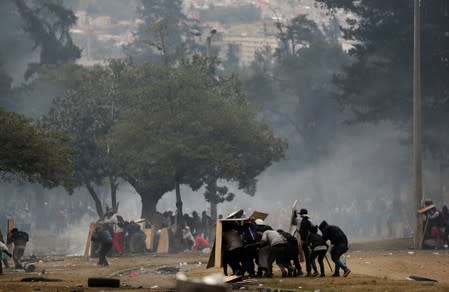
[157,266,180,274]
[20,277,63,282]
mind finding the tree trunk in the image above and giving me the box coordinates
[85,181,103,219]
[175,178,184,230]
[210,201,217,221]
[109,176,119,213]
[140,194,158,220]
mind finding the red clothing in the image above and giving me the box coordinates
[112,232,124,254]
[193,235,209,250]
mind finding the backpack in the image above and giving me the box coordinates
[278,229,296,242]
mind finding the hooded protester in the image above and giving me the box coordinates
[318,220,351,277]
[91,224,113,267]
[7,228,29,269]
[298,208,313,276]
[308,225,328,277]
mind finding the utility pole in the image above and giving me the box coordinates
[206,29,217,58]
[413,0,423,249]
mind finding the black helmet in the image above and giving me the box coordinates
[424,199,433,207]
[299,208,308,216]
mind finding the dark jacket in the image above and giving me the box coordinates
[308,232,328,250]
[319,220,348,247]
[92,227,113,244]
[299,216,313,242]
[241,222,258,244]
[7,230,29,247]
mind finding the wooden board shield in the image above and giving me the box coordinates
[287,200,305,262]
[156,228,169,253]
[6,218,14,267]
[418,204,436,214]
[226,209,244,219]
[207,220,223,269]
[207,211,269,269]
[249,211,268,221]
[144,228,153,251]
[84,223,96,258]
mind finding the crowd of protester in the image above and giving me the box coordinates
[420,199,449,249]
[220,208,351,278]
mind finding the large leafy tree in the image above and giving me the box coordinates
[13,0,81,79]
[0,107,73,187]
[110,57,286,230]
[43,61,131,218]
[315,1,449,198]
[244,15,348,165]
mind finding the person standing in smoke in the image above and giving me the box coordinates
[7,228,29,269]
[91,224,113,267]
[298,208,313,276]
[318,220,351,277]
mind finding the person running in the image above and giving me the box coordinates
[91,224,113,267]
[318,220,350,277]
[7,228,29,269]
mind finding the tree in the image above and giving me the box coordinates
[42,61,132,218]
[222,44,241,75]
[315,0,449,182]
[13,0,81,79]
[110,56,286,231]
[244,15,348,165]
[0,107,73,187]
[125,0,197,65]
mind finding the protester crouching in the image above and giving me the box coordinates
[318,220,351,277]
[308,225,328,277]
[240,217,258,277]
[222,221,244,276]
[278,229,303,276]
[259,229,292,277]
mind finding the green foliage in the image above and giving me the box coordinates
[13,0,81,79]
[8,64,85,117]
[0,107,73,188]
[125,0,197,65]
[109,56,286,212]
[43,61,131,190]
[0,56,12,101]
[244,15,348,164]
[43,56,285,218]
[316,0,449,158]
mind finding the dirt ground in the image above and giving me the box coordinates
[1,238,449,292]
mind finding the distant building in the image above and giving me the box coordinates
[216,33,278,65]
